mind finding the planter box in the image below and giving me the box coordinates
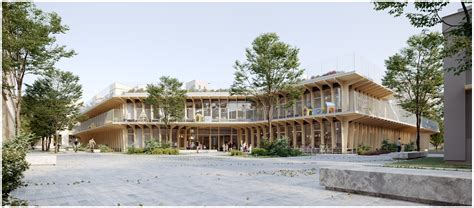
[93,149,101,153]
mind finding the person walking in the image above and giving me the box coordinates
[396,138,402,152]
[88,138,96,153]
[73,138,79,153]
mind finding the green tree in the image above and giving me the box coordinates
[145,76,186,143]
[374,1,471,75]
[230,33,304,139]
[382,32,444,151]
[23,70,83,153]
[2,2,75,136]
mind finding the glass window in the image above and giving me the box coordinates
[127,127,134,146]
[211,100,219,121]
[228,100,238,120]
[186,101,194,121]
[195,100,203,121]
[323,88,332,113]
[237,100,246,121]
[220,99,228,121]
[203,99,211,117]
[246,101,256,121]
[279,99,286,118]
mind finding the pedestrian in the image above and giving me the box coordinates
[88,138,96,153]
[396,138,401,152]
[73,138,79,153]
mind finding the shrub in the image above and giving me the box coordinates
[144,139,160,154]
[98,144,113,153]
[127,146,144,154]
[162,148,179,155]
[251,148,268,156]
[404,142,416,152]
[381,139,398,152]
[151,148,163,155]
[77,144,87,151]
[160,142,171,149]
[253,137,301,157]
[230,150,244,156]
[356,144,371,155]
[2,133,31,204]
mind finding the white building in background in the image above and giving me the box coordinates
[186,80,209,91]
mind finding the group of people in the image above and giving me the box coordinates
[240,142,251,153]
[71,138,96,153]
[221,142,236,152]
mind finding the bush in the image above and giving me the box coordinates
[251,148,268,156]
[151,148,163,155]
[356,144,371,155]
[77,144,87,151]
[230,150,244,156]
[253,137,301,157]
[404,142,416,152]
[98,144,113,153]
[144,139,160,154]
[381,139,398,152]
[127,146,145,154]
[2,133,31,204]
[162,148,179,155]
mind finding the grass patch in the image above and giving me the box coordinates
[386,157,472,170]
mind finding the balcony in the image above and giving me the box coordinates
[351,91,439,132]
[75,109,124,133]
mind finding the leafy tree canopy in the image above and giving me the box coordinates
[145,76,186,141]
[374,1,471,75]
[382,32,444,151]
[230,33,304,137]
[2,2,75,135]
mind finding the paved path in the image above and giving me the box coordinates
[12,152,423,206]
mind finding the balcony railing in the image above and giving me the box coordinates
[75,109,124,132]
[76,91,439,133]
[351,91,439,132]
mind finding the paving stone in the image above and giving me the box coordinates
[11,152,425,206]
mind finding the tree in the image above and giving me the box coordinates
[230,33,304,139]
[374,1,471,75]
[23,70,83,153]
[2,2,75,136]
[145,76,186,143]
[382,32,444,151]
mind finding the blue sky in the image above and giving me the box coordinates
[33,2,461,102]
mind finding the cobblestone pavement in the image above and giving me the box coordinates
[12,152,423,206]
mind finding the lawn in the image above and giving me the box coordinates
[386,157,472,170]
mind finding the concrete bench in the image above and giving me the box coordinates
[319,166,472,205]
[392,151,427,160]
[26,155,57,166]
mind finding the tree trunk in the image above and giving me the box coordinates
[416,114,421,151]
[266,105,272,141]
[54,131,59,153]
[46,136,51,151]
[14,84,22,136]
[41,138,45,151]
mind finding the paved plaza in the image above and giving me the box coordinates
[12,152,425,206]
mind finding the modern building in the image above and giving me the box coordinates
[443,7,472,163]
[73,71,439,153]
[186,80,209,91]
[2,72,17,141]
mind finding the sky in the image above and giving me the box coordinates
[32,2,462,102]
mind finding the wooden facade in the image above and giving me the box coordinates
[74,72,436,153]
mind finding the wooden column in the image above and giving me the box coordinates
[291,122,296,148]
[310,120,315,148]
[256,127,261,147]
